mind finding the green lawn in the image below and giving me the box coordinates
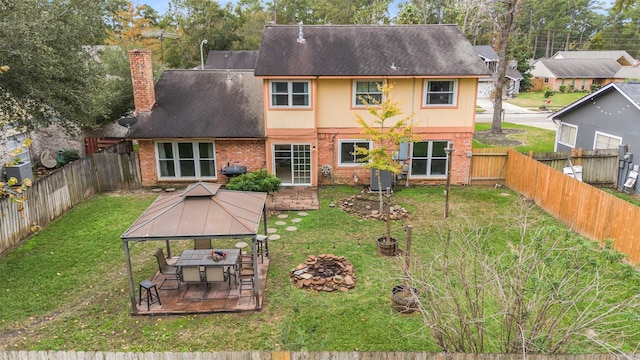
[1,188,639,353]
[507,91,587,111]
[473,122,556,153]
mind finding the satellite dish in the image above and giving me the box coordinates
[41,149,58,169]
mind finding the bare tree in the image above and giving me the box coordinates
[399,201,640,354]
[491,0,518,134]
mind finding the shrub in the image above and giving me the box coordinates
[225,169,281,193]
[543,87,555,98]
[559,85,566,93]
[590,83,601,92]
[58,149,80,165]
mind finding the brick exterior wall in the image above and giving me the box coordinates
[137,139,266,187]
[128,50,155,113]
[316,131,473,187]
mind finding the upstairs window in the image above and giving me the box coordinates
[424,80,457,106]
[353,80,383,106]
[270,81,310,108]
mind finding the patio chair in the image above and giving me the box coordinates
[194,239,212,249]
[238,261,254,297]
[153,248,180,290]
[178,266,205,299]
[204,266,231,298]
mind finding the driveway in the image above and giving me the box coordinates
[475,98,558,131]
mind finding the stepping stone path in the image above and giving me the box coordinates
[298,212,308,216]
[268,234,281,240]
[277,214,289,219]
[275,221,287,226]
[267,228,278,233]
[291,218,302,223]
[285,226,298,232]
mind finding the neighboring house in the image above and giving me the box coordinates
[530,50,640,91]
[550,82,640,193]
[474,45,523,98]
[128,24,489,188]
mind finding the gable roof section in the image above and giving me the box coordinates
[205,50,259,70]
[534,58,621,78]
[553,50,636,66]
[473,45,498,61]
[255,24,489,77]
[128,70,264,139]
[549,82,640,120]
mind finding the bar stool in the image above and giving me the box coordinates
[235,241,252,267]
[255,234,268,263]
[139,280,161,310]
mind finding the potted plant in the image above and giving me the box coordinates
[353,82,417,256]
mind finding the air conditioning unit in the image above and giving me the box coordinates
[370,169,393,192]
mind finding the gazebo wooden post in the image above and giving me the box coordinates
[262,205,268,235]
[165,239,172,258]
[123,240,137,314]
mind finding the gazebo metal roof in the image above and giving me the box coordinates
[120,182,268,313]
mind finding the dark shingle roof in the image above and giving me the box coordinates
[129,70,264,139]
[536,58,621,78]
[255,25,489,77]
[205,50,259,70]
[552,50,637,66]
[614,82,640,106]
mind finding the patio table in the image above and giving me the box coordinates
[175,249,240,268]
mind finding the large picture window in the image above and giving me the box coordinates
[410,141,449,177]
[156,141,216,178]
[594,131,622,149]
[353,80,383,106]
[270,81,310,108]
[339,140,371,166]
[558,123,577,148]
[424,80,457,106]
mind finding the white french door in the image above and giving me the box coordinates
[273,144,311,185]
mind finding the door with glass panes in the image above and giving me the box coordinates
[273,144,311,185]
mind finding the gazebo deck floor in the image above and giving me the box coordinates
[135,257,269,315]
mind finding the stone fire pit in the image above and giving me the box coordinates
[291,254,356,292]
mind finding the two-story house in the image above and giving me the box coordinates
[127,25,489,188]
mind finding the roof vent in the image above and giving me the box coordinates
[297,22,305,43]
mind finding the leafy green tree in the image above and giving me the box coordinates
[164,0,242,68]
[272,0,391,25]
[0,0,106,131]
[354,83,417,215]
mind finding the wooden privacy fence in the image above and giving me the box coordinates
[1,352,638,360]
[470,148,619,187]
[0,152,141,255]
[504,148,640,264]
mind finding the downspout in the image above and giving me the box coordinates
[331,133,338,185]
[406,78,416,187]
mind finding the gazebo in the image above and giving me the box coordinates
[120,182,268,314]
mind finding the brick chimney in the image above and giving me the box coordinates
[128,50,155,113]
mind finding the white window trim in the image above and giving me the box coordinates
[155,141,217,179]
[409,140,450,178]
[352,80,384,107]
[338,139,372,166]
[593,131,622,149]
[423,79,458,107]
[558,122,578,148]
[269,80,311,108]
